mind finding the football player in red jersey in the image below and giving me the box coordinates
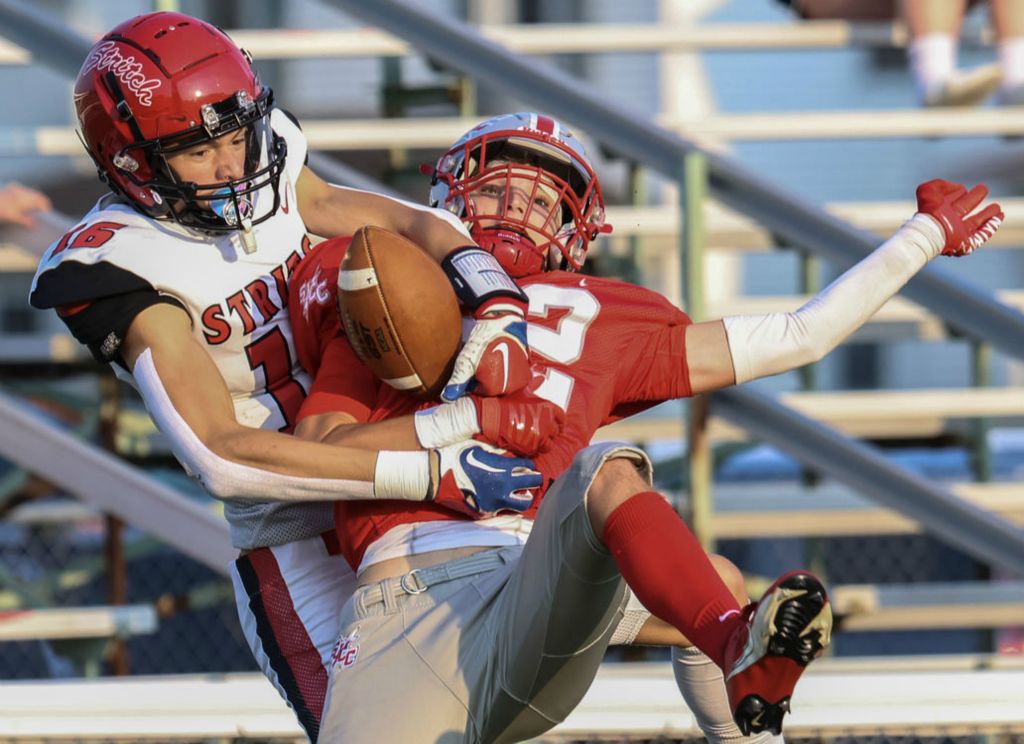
[30,15,542,742]
[292,114,1002,741]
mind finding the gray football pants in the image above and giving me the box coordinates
[318,442,650,744]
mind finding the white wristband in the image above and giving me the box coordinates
[373,450,431,501]
[414,398,480,448]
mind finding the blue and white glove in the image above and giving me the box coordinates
[428,440,540,517]
[442,316,531,402]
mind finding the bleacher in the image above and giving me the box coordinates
[0,620,1021,741]
[0,0,1021,740]
[2,655,1023,740]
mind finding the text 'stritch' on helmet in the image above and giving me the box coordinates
[73,12,287,234]
[427,112,612,277]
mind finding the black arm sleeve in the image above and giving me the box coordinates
[59,290,185,367]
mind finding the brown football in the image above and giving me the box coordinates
[337,226,462,399]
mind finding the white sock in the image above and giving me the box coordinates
[909,34,957,100]
[999,37,1024,91]
[672,646,783,744]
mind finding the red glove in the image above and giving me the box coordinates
[916,179,1004,257]
[472,392,565,456]
[443,313,532,400]
[471,313,533,397]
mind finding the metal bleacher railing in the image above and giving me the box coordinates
[15,111,1024,156]
[0,1,1022,738]
[2,655,1023,740]
[0,0,1019,740]
[10,19,1024,141]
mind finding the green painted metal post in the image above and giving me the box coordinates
[457,74,477,118]
[798,252,821,395]
[968,342,991,660]
[798,251,827,585]
[382,57,409,173]
[681,154,706,323]
[970,340,993,483]
[629,163,645,276]
[681,152,713,551]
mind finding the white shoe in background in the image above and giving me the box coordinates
[922,64,1003,107]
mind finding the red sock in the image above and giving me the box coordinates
[602,491,742,668]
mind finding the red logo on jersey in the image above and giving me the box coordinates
[330,629,360,669]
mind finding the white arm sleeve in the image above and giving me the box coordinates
[723,213,945,384]
[133,348,430,502]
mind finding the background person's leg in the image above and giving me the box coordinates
[903,0,1001,105]
[992,0,1024,102]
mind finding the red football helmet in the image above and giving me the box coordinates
[73,12,285,233]
[426,112,611,277]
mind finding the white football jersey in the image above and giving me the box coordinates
[31,109,332,548]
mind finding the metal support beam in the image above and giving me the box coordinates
[306,152,404,200]
[0,391,233,574]
[0,0,91,77]
[681,153,713,549]
[713,387,1024,576]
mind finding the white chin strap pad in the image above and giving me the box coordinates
[132,348,374,503]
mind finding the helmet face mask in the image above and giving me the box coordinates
[428,113,610,277]
[74,12,287,234]
[130,92,284,232]
[456,158,575,277]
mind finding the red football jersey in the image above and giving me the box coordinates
[287,237,381,425]
[289,238,695,570]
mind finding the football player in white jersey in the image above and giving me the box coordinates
[29,13,547,741]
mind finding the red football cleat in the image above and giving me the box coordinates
[723,571,833,735]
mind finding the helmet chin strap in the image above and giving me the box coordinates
[472,227,549,278]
